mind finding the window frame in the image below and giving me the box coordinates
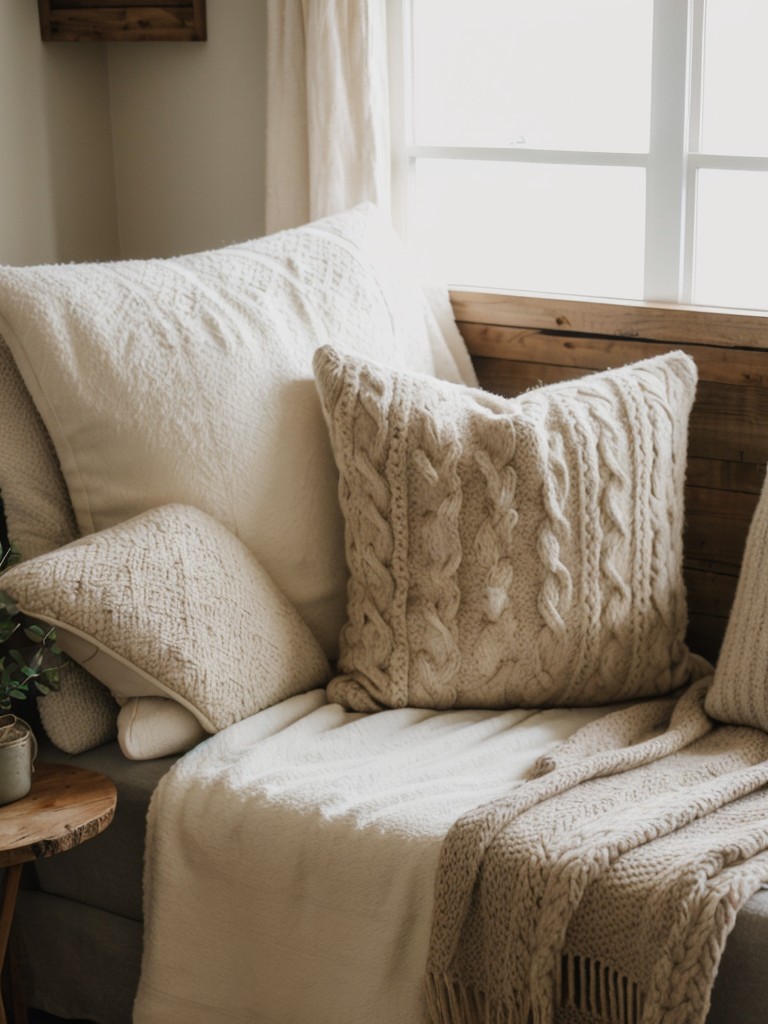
[389,0,768,311]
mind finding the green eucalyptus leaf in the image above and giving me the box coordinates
[0,544,66,706]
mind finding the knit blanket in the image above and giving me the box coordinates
[427,677,768,1024]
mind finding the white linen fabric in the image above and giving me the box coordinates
[2,505,331,735]
[0,336,118,753]
[134,691,613,1024]
[0,204,470,658]
[265,0,389,234]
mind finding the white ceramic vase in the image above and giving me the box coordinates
[0,714,37,805]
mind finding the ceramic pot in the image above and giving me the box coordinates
[0,714,37,805]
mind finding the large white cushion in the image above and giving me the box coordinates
[0,205,470,658]
[314,345,697,711]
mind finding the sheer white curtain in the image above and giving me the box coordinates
[265,0,391,234]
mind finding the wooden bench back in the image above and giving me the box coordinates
[453,290,768,663]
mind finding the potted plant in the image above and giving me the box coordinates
[0,542,63,804]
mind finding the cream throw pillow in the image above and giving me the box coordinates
[0,205,470,660]
[314,345,697,711]
[0,336,118,753]
[2,505,330,732]
[117,698,208,761]
[705,475,768,730]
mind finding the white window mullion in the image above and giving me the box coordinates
[643,0,692,303]
[682,0,707,303]
[410,147,646,169]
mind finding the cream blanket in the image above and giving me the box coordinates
[133,690,612,1023]
[428,678,768,1024]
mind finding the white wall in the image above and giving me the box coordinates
[108,0,268,259]
[0,0,268,266]
[0,0,119,266]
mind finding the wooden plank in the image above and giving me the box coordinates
[684,567,739,619]
[38,0,205,40]
[686,613,728,664]
[462,323,768,388]
[686,568,740,661]
[684,486,756,570]
[686,457,765,496]
[452,290,768,350]
[691,382,768,464]
[49,0,190,7]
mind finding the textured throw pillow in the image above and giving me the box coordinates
[314,345,697,711]
[705,474,768,730]
[0,205,471,660]
[1,505,330,732]
[117,698,208,761]
[0,336,118,753]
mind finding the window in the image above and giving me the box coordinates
[390,0,768,312]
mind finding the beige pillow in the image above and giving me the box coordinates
[705,475,768,730]
[0,205,470,660]
[2,505,330,732]
[0,335,118,753]
[314,345,697,711]
[117,698,207,761]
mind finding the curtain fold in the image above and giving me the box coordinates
[266,0,390,234]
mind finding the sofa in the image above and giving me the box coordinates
[1,204,768,1024]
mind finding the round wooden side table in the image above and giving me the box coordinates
[0,762,117,1024]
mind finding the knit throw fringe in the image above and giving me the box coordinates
[427,957,641,1024]
[427,676,768,1024]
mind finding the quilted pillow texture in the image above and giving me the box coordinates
[0,205,469,660]
[314,345,697,711]
[0,336,118,753]
[705,474,768,730]
[1,505,330,733]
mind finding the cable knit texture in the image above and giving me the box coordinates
[0,336,118,753]
[427,677,768,1024]
[705,468,768,731]
[314,345,697,711]
[2,504,330,734]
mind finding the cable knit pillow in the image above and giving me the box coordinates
[1,505,330,734]
[705,474,768,730]
[0,205,470,661]
[0,336,118,754]
[314,345,697,711]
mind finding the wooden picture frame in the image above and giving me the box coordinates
[38,0,207,42]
